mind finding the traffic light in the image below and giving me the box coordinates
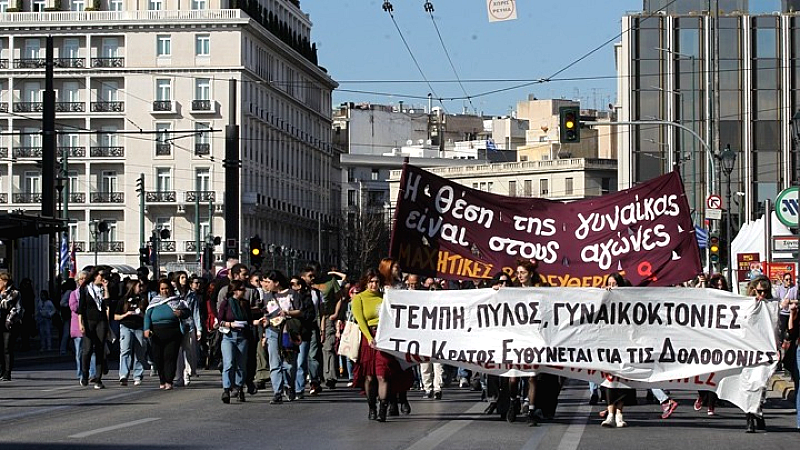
[709,235,720,264]
[135,174,145,196]
[249,235,264,268]
[139,247,149,266]
[559,106,580,143]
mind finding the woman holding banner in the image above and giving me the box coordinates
[601,272,636,428]
[377,257,413,416]
[743,277,773,433]
[351,268,412,422]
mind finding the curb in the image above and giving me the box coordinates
[769,374,796,402]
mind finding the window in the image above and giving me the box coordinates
[155,79,171,101]
[62,39,80,58]
[98,126,118,147]
[148,0,163,10]
[70,0,85,11]
[67,222,78,241]
[487,181,493,193]
[195,168,210,191]
[155,168,172,192]
[59,133,80,148]
[191,0,207,9]
[67,170,79,196]
[195,35,210,57]
[109,0,123,10]
[60,82,80,102]
[92,220,117,243]
[24,39,41,59]
[32,0,45,12]
[101,38,119,58]
[0,0,9,12]
[508,180,517,197]
[156,123,171,152]
[156,218,171,236]
[371,169,379,181]
[23,82,41,102]
[100,170,118,193]
[100,81,118,102]
[24,171,41,193]
[23,127,41,147]
[601,178,611,194]
[195,78,210,100]
[156,35,171,57]
[523,180,532,197]
[347,189,357,208]
[195,122,210,152]
[565,178,573,196]
[540,179,549,196]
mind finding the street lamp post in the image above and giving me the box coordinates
[720,144,736,290]
[90,220,109,267]
[791,111,800,281]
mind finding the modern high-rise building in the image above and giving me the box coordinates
[0,0,337,280]
[617,0,800,227]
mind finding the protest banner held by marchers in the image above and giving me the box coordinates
[389,164,701,287]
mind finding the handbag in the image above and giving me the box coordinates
[337,312,362,361]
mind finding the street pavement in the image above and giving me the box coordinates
[0,356,798,450]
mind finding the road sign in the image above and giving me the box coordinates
[706,194,722,210]
[773,236,799,252]
[775,186,798,228]
[705,208,722,220]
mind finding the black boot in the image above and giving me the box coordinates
[237,386,246,402]
[755,414,765,431]
[378,400,389,422]
[745,413,756,433]
[368,396,378,420]
[527,410,539,427]
[388,399,400,417]
[507,397,520,423]
[221,388,230,404]
[399,392,411,415]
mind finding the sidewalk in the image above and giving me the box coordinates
[769,372,796,402]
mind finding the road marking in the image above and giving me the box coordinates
[404,402,486,450]
[41,385,80,392]
[0,391,141,422]
[69,417,160,438]
[555,403,592,450]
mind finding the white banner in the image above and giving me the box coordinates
[487,0,517,22]
[375,287,779,413]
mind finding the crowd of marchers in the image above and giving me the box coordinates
[0,258,797,434]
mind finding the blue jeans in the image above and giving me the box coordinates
[221,330,248,389]
[73,337,96,379]
[118,325,145,381]
[266,328,296,397]
[296,340,309,394]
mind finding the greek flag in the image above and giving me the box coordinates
[59,233,70,273]
[486,139,498,152]
[695,225,709,249]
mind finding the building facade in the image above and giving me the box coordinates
[618,0,800,228]
[0,0,337,279]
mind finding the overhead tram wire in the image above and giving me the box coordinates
[424,0,475,113]
[382,0,446,112]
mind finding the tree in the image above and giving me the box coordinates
[338,205,391,276]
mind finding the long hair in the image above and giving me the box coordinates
[122,279,141,300]
[264,270,290,291]
[359,268,384,291]
[606,272,628,288]
[172,270,189,297]
[378,258,395,286]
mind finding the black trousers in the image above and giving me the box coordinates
[0,326,15,378]
[81,320,108,381]
[151,324,183,385]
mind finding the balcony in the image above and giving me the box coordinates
[152,100,173,113]
[14,102,44,113]
[71,241,86,252]
[68,192,85,203]
[157,240,176,252]
[54,58,85,68]
[89,241,124,253]
[91,57,125,68]
[13,192,42,203]
[0,148,6,159]
[91,101,124,113]
[90,191,124,203]
[155,143,171,156]
[0,103,7,113]
[0,59,7,69]
[190,99,214,113]
[90,146,124,157]
[145,191,176,202]
[13,147,42,158]
[59,147,85,158]
[185,190,215,202]
[0,193,6,203]
[55,102,85,113]
[14,58,46,69]
[194,143,210,155]
[184,240,198,252]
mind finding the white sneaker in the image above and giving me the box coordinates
[133,379,142,386]
[459,377,469,388]
[601,414,615,428]
[615,411,627,428]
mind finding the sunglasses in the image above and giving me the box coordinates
[755,289,768,294]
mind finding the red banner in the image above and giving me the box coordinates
[389,165,701,287]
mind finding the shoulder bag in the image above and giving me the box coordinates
[336,308,361,362]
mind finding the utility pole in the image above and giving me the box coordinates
[195,177,201,265]
[224,78,240,262]
[43,36,57,293]
[137,173,145,249]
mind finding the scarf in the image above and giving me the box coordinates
[89,284,104,311]
[146,294,183,312]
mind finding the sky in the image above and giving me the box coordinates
[302,0,643,117]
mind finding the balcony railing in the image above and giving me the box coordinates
[91,57,125,68]
[194,143,210,155]
[89,241,124,253]
[0,103,7,113]
[55,102,85,112]
[0,148,7,159]
[157,240,176,252]
[0,193,7,203]
[13,147,42,158]
[155,143,171,156]
[54,58,85,68]
[71,241,86,252]
[14,102,44,113]
[184,240,198,252]
[191,99,213,111]
[145,191,176,202]
[152,100,173,112]
[91,101,124,112]
[14,58,46,69]
[90,191,124,203]
[59,147,85,158]
[90,146,124,157]
[13,192,42,203]
[0,59,7,69]
[185,190,215,202]
[68,192,85,203]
